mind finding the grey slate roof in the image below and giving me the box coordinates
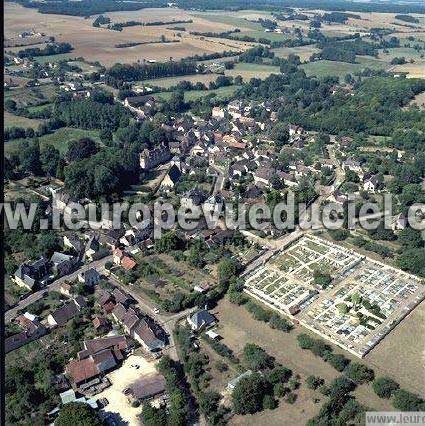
[189,310,216,329]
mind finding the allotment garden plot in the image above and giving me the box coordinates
[244,235,425,358]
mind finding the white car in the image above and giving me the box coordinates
[153,308,160,314]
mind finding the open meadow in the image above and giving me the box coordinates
[214,298,398,425]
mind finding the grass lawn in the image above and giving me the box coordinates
[128,253,216,310]
[4,111,42,129]
[67,60,102,72]
[367,135,392,146]
[365,301,425,396]
[4,127,101,155]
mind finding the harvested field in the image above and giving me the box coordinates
[391,62,425,78]
[4,3,252,67]
[226,62,280,80]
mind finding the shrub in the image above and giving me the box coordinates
[267,366,292,384]
[305,375,324,390]
[372,377,400,399]
[263,394,277,410]
[215,361,228,372]
[392,389,425,411]
[323,352,350,372]
[344,363,374,384]
[286,393,297,404]
[232,373,270,415]
[297,333,315,350]
[269,313,292,332]
[273,383,287,398]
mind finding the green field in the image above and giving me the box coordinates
[4,127,101,155]
[156,85,241,102]
[4,83,58,107]
[33,53,74,64]
[26,103,53,113]
[4,111,42,129]
[301,58,389,79]
[191,13,263,30]
[272,45,320,62]
[143,73,218,89]
[379,46,425,60]
[143,62,279,89]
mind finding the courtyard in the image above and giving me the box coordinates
[95,354,159,426]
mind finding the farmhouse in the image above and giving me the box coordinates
[112,304,166,352]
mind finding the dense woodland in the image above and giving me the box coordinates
[15,0,168,16]
[15,0,425,16]
[105,61,198,88]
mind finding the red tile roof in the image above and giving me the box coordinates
[122,255,137,271]
[66,358,99,385]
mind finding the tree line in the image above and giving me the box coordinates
[105,61,198,88]
[15,42,73,59]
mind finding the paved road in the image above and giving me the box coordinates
[5,255,113,322]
